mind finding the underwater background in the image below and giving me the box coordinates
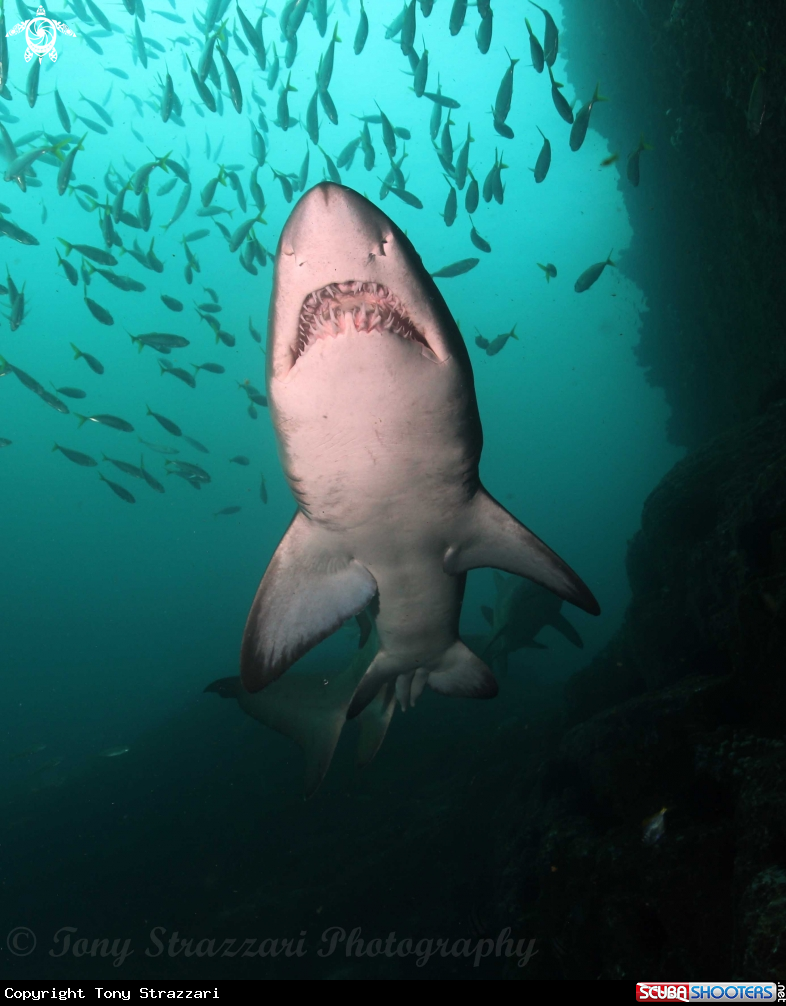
[2,0,785,981]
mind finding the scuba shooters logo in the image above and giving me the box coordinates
[5,6,75,64]
[636,983,784,1001]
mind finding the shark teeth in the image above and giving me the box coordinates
[296,281,428,359]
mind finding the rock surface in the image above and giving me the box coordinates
[495,402,786,979]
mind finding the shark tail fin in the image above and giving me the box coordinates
[210,638,377,799]
[204,676,243,698]
[444,486,601,615]
[549,612,584,648]
[355,681,396,768]
[255,676,349,799]
[240,511,378,692]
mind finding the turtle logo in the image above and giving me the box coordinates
[5,5,76,64]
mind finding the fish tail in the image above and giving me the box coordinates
[52,443,60,453]
[593,81,608,103]
[607,249,616,267]
[70,342,82,359]
[333,22,341,43]
[58,238,73,255]
[640,133,654,151]
[74,413,88,427]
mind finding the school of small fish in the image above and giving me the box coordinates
[0,0,652,506]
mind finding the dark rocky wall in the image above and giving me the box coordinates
[491,401,786,979]
[561,0,786,448]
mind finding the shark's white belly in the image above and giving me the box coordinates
[272,329,479,668]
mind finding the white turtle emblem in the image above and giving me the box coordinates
[5,5,76,64]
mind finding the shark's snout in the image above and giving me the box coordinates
[269,183,460,379]
[279,182,390,268]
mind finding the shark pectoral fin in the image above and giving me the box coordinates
[241,511,378,692]
[549,612,584,648]
[444,487,601,616]
[427,642,498,700]
[480,604,494,626]
[355,681,396,768]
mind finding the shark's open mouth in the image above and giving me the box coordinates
[295,281,429,360]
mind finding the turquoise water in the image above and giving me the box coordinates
[2,0,682,979]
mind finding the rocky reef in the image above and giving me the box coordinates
[562,0,786,448]
[491,0,786,978]
[495,400,786,979]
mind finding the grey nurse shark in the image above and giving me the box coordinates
[476,573,585,675]
[240,182,600,730]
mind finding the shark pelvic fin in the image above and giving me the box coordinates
[443,487,601,616]
[427,641,498,700]
[549,612,584,648]
[347,641,498,720]
[241,511,378,693]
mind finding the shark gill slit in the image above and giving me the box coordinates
[295,281,429,359]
